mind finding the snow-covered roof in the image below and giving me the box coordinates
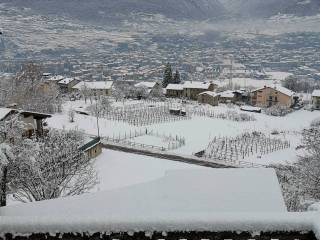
[312,90,320,97]
[73,81,113,90]
[0,169,286,217]
[252,84,295,97]
[166,84,184,91]
[219,90,235,98]
[0,108,15,121]
[0,108,51,121]
[199,91,219,97]
[48,75,64,82]
[58,77,75,85]
[183,81,212,89]
[134,81,157,89]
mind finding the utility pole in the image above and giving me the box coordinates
[95,97,100,137]
[229,58,233,89]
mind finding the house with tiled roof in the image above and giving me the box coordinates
[251,84,295,107]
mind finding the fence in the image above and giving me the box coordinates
[204,131,290,163]
[104,129,186,152]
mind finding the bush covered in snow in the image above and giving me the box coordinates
[265,105,293,117]
[310,117,320,128]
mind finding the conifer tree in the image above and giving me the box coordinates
[173,69,181,84]
[162,62,173,88]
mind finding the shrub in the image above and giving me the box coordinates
[265,105,293,117]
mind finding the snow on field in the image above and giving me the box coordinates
[47,100,320,166]
[266,71,292,81]
[232,78,274,88]
[93,149,204,192]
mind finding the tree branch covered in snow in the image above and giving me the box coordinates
[1,63,62,113]
[2,128,98,203]
[275,127,320,211]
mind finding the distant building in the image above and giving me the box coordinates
[198,91,220,106]
[183,81,217,100]
[72,81,114,96]
[166,84,184,98]
[134,81,160,96]
[165,81,218,100]
[219,90,236,103]
[312,90,320,110]
[58,77,80,93]
[251,85,295,108]
[233,89,250,103]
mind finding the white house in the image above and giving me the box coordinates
[72,81,114,96]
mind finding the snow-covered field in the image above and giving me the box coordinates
[48,99,320,166]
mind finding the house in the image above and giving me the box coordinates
[79,137,102,159]
[134,81,160,96]
[219,90,236,103]
[72,81,114,96]
[183,81,217,100]
[58,77,80,93]
[233,89,250,103]
[198,91,220,106]
[251,85,295,108]
[166,84,184,98]
[312,90,320,110]
[0,107,51,137]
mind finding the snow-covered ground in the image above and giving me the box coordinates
[47,100,320,166]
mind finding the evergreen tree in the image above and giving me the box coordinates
[162,62,173,88]
[173,69,181,84]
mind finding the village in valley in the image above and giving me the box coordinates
[1,1,320,239]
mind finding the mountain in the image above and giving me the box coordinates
[1,0,226,22]
[220,0,320,18]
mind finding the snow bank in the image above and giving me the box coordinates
[309,202,320,212]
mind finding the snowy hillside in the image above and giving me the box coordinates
[1,0,226,21]
[220,0,320,18]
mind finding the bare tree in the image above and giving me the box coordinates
[275,128,320,211]
[8,129,98,202]
[68,108,75,123]
[79,84,91,104]
[4,63,62,113]
[112,83,126,102]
